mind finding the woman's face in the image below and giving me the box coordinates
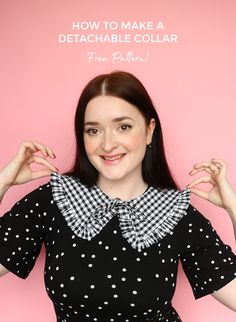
[83,95,155,185]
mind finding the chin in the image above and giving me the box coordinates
[99,170,128,182]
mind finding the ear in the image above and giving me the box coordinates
[146,118,156,145]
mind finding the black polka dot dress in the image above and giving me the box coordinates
[0,172,236,322]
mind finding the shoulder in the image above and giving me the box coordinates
[9,180,54,214]
[175,203,218,244]
[184,204,212,226]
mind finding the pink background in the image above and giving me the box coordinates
[0,0,236,321]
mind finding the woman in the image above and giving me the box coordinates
[0,71,236,321]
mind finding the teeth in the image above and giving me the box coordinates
[103,154,123,161]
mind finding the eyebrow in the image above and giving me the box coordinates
[84,116,135,126]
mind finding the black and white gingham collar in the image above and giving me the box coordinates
[50,172,191,251]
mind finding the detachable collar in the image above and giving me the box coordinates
[50,172,191,251]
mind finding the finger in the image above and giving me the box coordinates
[187,176,214,188]
[189,165,219,177]
[17,141,55,159]
[188,187,209,200]
[211,159,228,178]
[211,159,227,168]
[31,169,55,180]
[192,161,220,170]
[189,167,213,176]
[31,142,56,158]
[27,155,58,172]
[16,142,39,160]
[211,162,222,170]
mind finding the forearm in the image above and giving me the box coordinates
[227,208,236,243]
[0,184,9,204]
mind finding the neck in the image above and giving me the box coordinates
[97,176,148,201]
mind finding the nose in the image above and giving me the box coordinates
[101,132,118,152]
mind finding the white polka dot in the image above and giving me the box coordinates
[90,285,95,289]
[70,276,75,281]
[107,274,112,279]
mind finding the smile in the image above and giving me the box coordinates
[100,153,126,164]
[102,154,125,160]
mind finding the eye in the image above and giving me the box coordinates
[85,128,99,136]
[119,124,132,132]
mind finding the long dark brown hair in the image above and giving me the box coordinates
[66,71,179,190]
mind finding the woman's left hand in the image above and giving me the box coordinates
[187,159,236,212]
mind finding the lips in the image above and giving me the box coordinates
[101,153,126,161]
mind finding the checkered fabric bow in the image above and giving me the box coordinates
[51,172,191,251]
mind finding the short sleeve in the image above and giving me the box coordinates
[0,184,49,279]
[179,204,236,299]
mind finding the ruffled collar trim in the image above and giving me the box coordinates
[50,172,191,251]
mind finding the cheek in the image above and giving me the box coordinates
[124,132,147,151]
[83,136,98,155]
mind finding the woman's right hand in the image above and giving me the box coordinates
[0,141,58,191]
